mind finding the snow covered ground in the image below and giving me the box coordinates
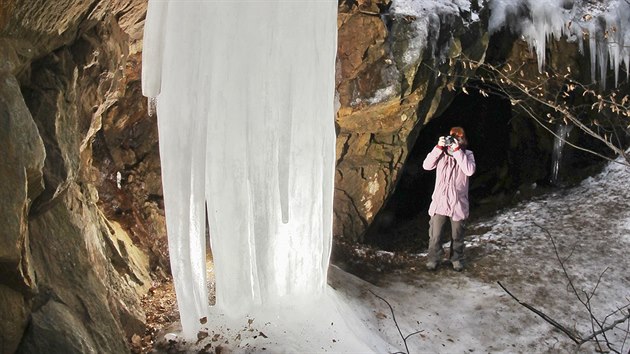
[342,156,630,354]
[153,156,630,353]
[350,156,630,354]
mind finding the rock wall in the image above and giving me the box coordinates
[0,1,154,353]
[0,68,46,354]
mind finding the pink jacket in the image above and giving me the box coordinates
[422,146,476,221]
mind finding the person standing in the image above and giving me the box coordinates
[422,127,476,271]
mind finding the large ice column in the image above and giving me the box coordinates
[203,1,337,313]
[142,0,337,337]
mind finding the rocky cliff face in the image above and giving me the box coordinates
[0,1,613,352]
[1,1,154,353]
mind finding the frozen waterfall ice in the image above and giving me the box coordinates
[393,0,630,89]
[141,0,337,339]
[487,0,630,88]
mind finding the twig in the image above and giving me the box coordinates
[532,223,585,305]
[582,312,630,342]
[622,310,630,354]
[369,289,422,354]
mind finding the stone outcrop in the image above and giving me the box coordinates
[23,182,149,354]
[334,2,489,241]
[1,1,155,353]
[0,70,45,354]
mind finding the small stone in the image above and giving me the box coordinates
[197,331,209,341]
[131,334,142,346]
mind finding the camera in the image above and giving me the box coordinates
[444,135,457,146]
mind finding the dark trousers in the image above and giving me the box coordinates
[427,214,465,263]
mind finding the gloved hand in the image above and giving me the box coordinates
[437,136,446,147]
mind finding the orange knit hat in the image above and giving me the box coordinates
[449,126,468,148]
[449,126,466,139]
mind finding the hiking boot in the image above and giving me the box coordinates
[426,261,437,271]
[452,260,463,272]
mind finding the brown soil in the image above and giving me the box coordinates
[130,280,180,353]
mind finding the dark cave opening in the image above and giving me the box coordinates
[363,79,619,252]
[364,84,541,252]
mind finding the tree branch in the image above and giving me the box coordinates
[426,56,630,166]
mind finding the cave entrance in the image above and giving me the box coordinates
[364,84,516,252]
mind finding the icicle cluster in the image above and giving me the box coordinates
[142,0,338,338]
[488,0,630,87]
[391,0,630,88]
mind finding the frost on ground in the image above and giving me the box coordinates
[141,157,630,353]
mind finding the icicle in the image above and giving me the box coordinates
[278,85,293,225]
[598,39,608,89]
[611,42,620,87]
[550,123,572,185]
[487,0,630,87]
[142,0,211,339]
[589,35,598,84]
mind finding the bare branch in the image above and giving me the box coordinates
[497,223,630,353]
[532,223,586,306]
[369,289,423,354]
[581,312,630,347]
[427,56,630,166]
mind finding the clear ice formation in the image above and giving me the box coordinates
[487,0,630,87]
[142,0,338,338]
[393,0,630,88]
[550,124,572,185]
